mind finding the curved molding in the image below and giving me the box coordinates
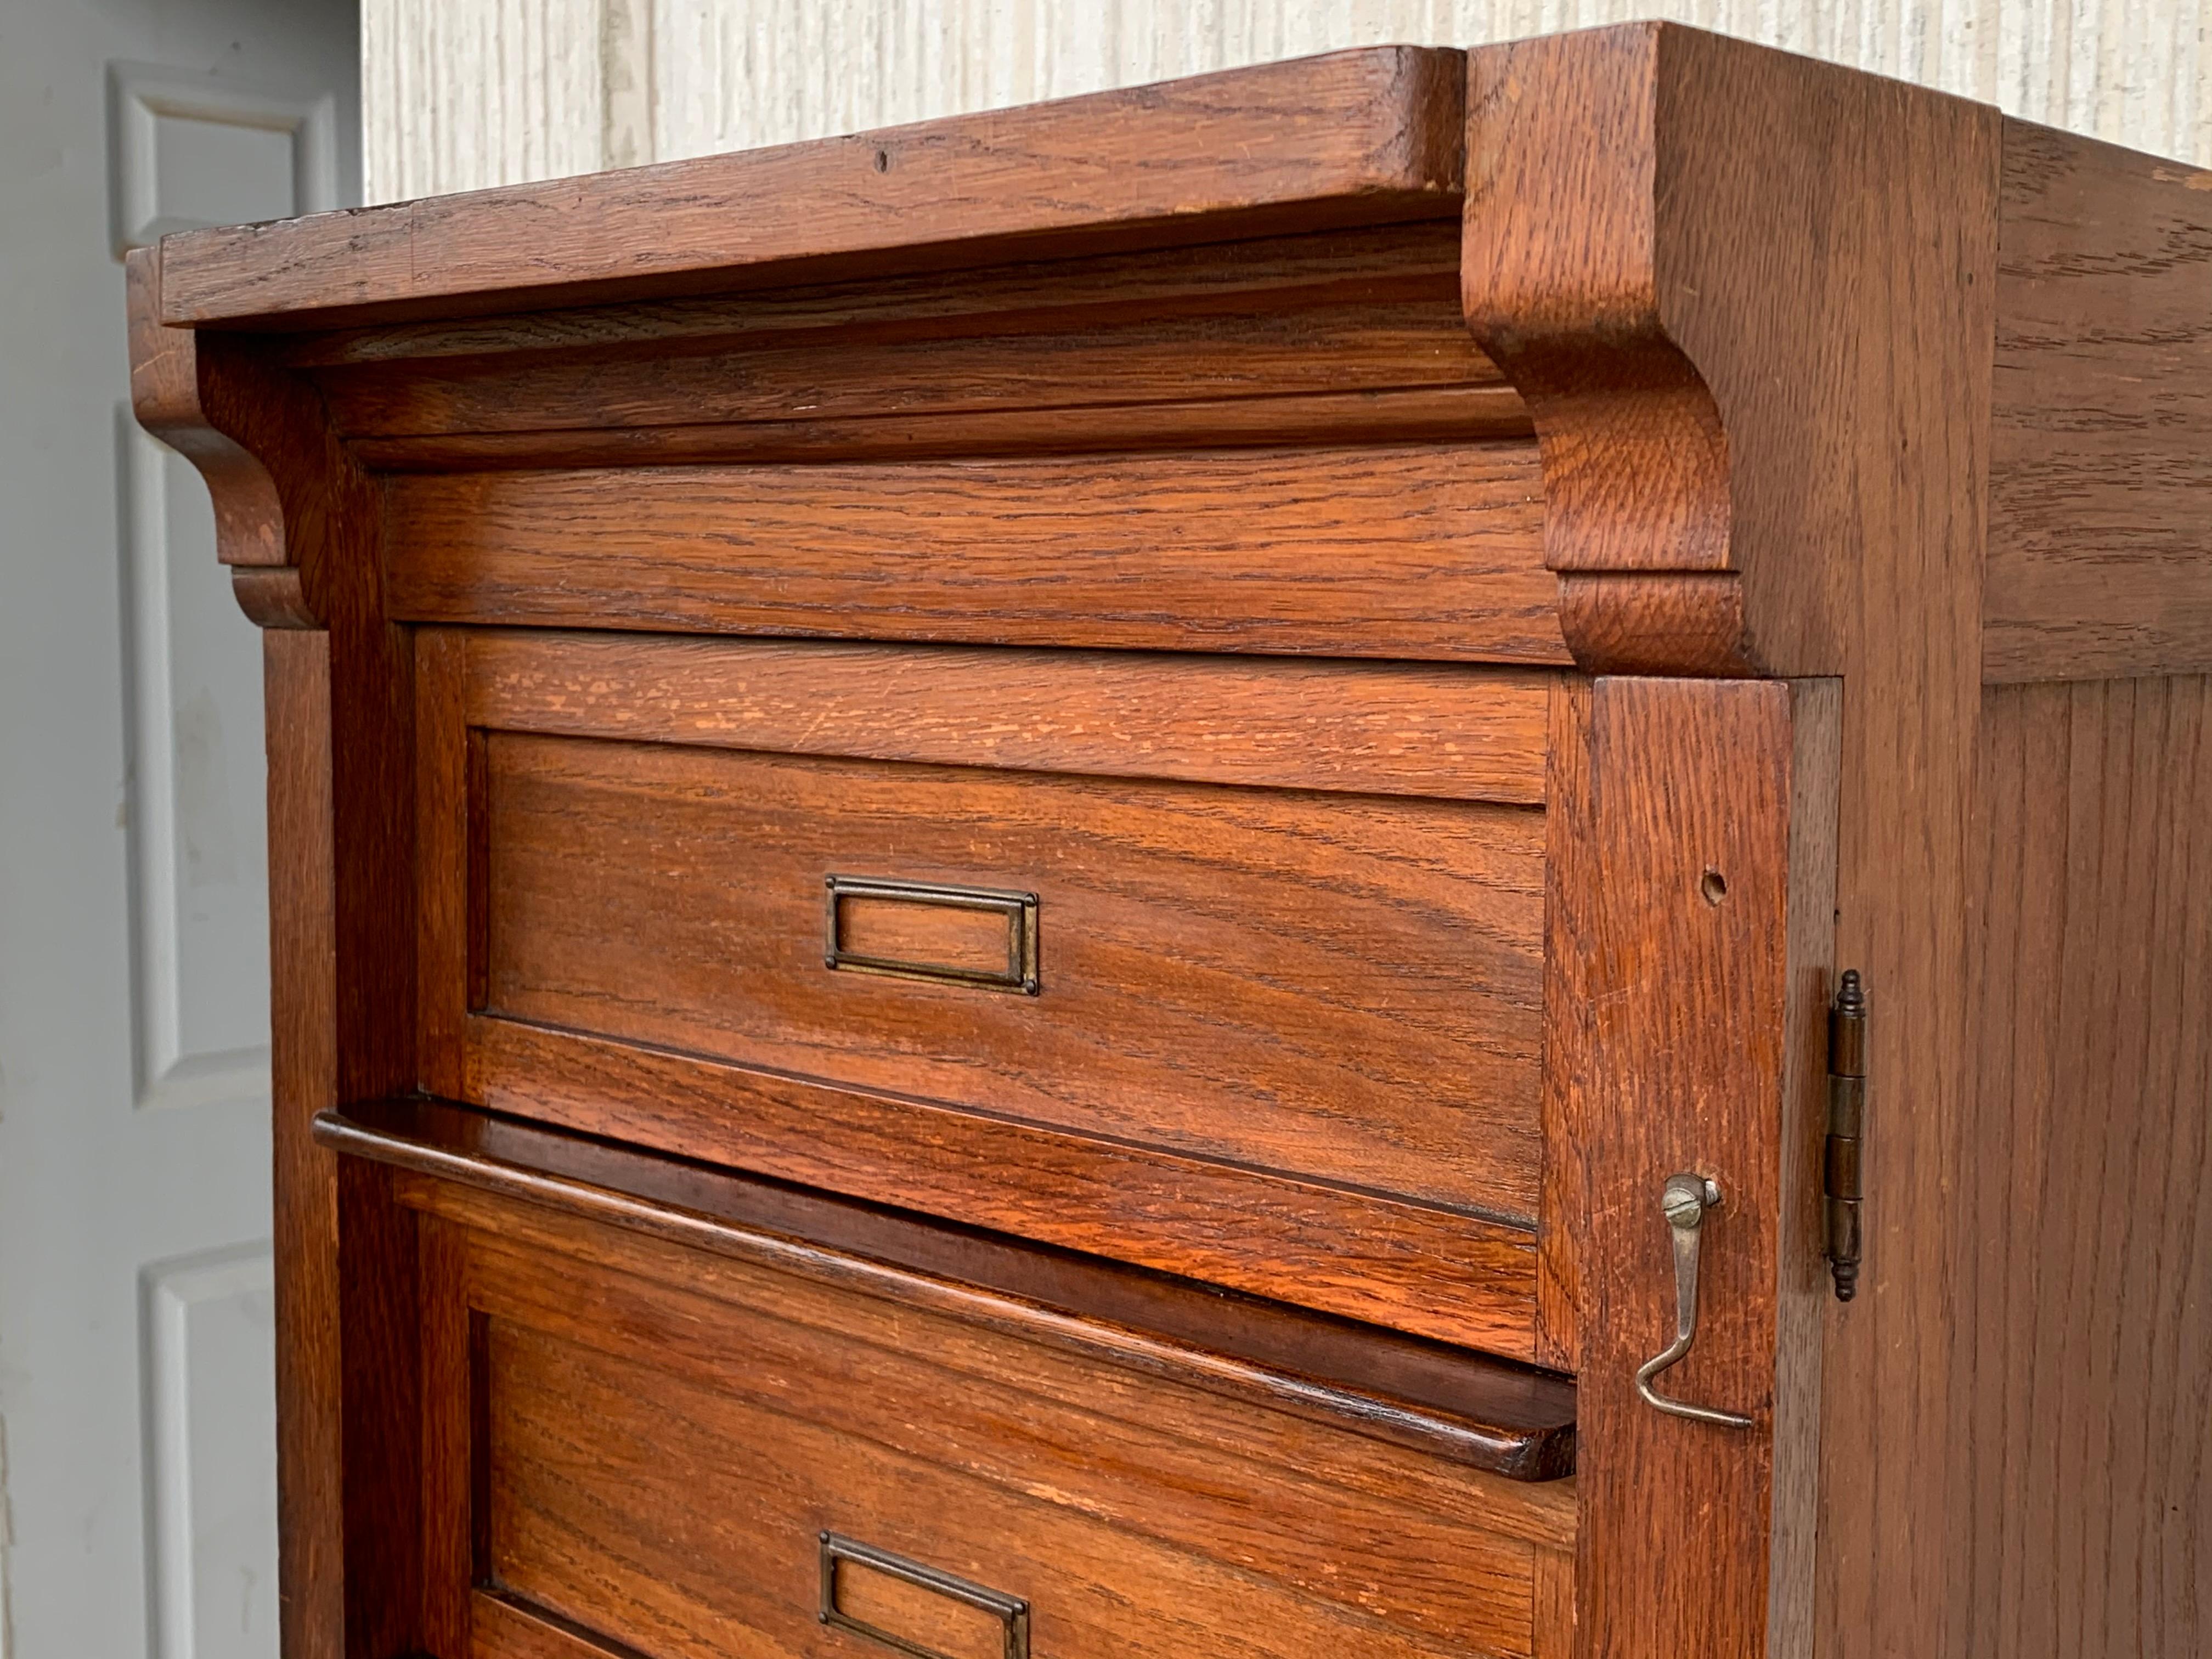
[232,568,320,630]
[126,247,336,631]
[1463,22,1999,679]
[1556,573,1752,678]
[128,250,289,575]
[1463,30,1733,595]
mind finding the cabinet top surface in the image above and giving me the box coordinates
[133,23,2212,689]
[153,44,1470,331]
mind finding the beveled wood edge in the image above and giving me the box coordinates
[1534,677,1590,1374]
[454,626,1558,805]
[348,385,1535,472]
[158,48,1468,331]
[273,219,1472,371]
[471,1590,646,1659]
[314,1099,1578,1482]
[1565,676,1836,1655]
[461,1014,1542,1353]
[416,631,470,1098]
[1460,22,2002,682]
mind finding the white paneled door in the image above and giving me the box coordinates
[0,4,357,1656]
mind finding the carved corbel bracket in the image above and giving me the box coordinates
[126,246,334,631]
[1463,22,1998,680]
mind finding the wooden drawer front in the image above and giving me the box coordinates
[383,442,1555,661]
[482,736,1541,1214]
[418,629,1555,1356]
[410,1181,1577,1659]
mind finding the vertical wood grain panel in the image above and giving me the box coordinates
[1567,676,1835,1659]
[418,1216,474,1654]
[365,1,2212,201]
[1983,123,2212,684]
[262,627,345,1659]
[1454,32,1997,1658]
[148,308,426,1659]
[414,630,468,1101]
[1536,675,1591,1373]
[1960,676,2212,1658]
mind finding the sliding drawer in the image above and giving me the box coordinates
[355,1106,1577,1659]
[416,629,1558,1358]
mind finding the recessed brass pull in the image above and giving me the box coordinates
[1634,1173,1753,1429]
[820,1532,1029,1659]
[823,875,1040,995]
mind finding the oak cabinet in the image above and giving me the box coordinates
[129,22,2211,1659]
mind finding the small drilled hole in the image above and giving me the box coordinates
[1701,868,1728,905]
[873,148,890,172]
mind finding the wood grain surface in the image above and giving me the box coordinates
[1463,21,1998,681]
[1984,122,2212,682]
[474,732,1544,1217]
[316,218,1530,467]
[1565,677,1836,1659]
[458,628,1556,805]
[1460,30,1999,1656]
[408,625,1553,1352]
[318,1097,1578,1480]
[414,630,470,1102]
[1534,676,1593,1374]
[158,47,1468,328]
[411,1189,1566,1659]
[463,1017,1540,1357]
[1956,676,2211,1656]
[468,1595,608,1659]
[382,442,1562,662]
[276,219,1471,369]
[352,386,1530,473]
[318,295,1502,439]
[127,30,2212,1659]
[831,1557,1011,1659]
[129,247,427,1659]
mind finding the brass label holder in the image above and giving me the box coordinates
[819,1531,1030,1659]
[823,874,1041,995]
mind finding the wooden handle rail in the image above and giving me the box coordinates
[313,1097,1577,1481]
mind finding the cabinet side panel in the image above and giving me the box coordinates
[1960,676,2212,1657]
[1985,122,2212,683]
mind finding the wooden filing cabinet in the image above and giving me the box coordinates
[127,22,2211,1659]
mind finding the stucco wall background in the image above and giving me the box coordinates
[363,0,2212,202]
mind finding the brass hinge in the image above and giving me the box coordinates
[1824,970,1867,1301]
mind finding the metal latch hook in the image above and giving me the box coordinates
[1634,1173,1754,1429]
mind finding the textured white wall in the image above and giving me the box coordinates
[364,0,603,200]
[365,1,2212,201]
